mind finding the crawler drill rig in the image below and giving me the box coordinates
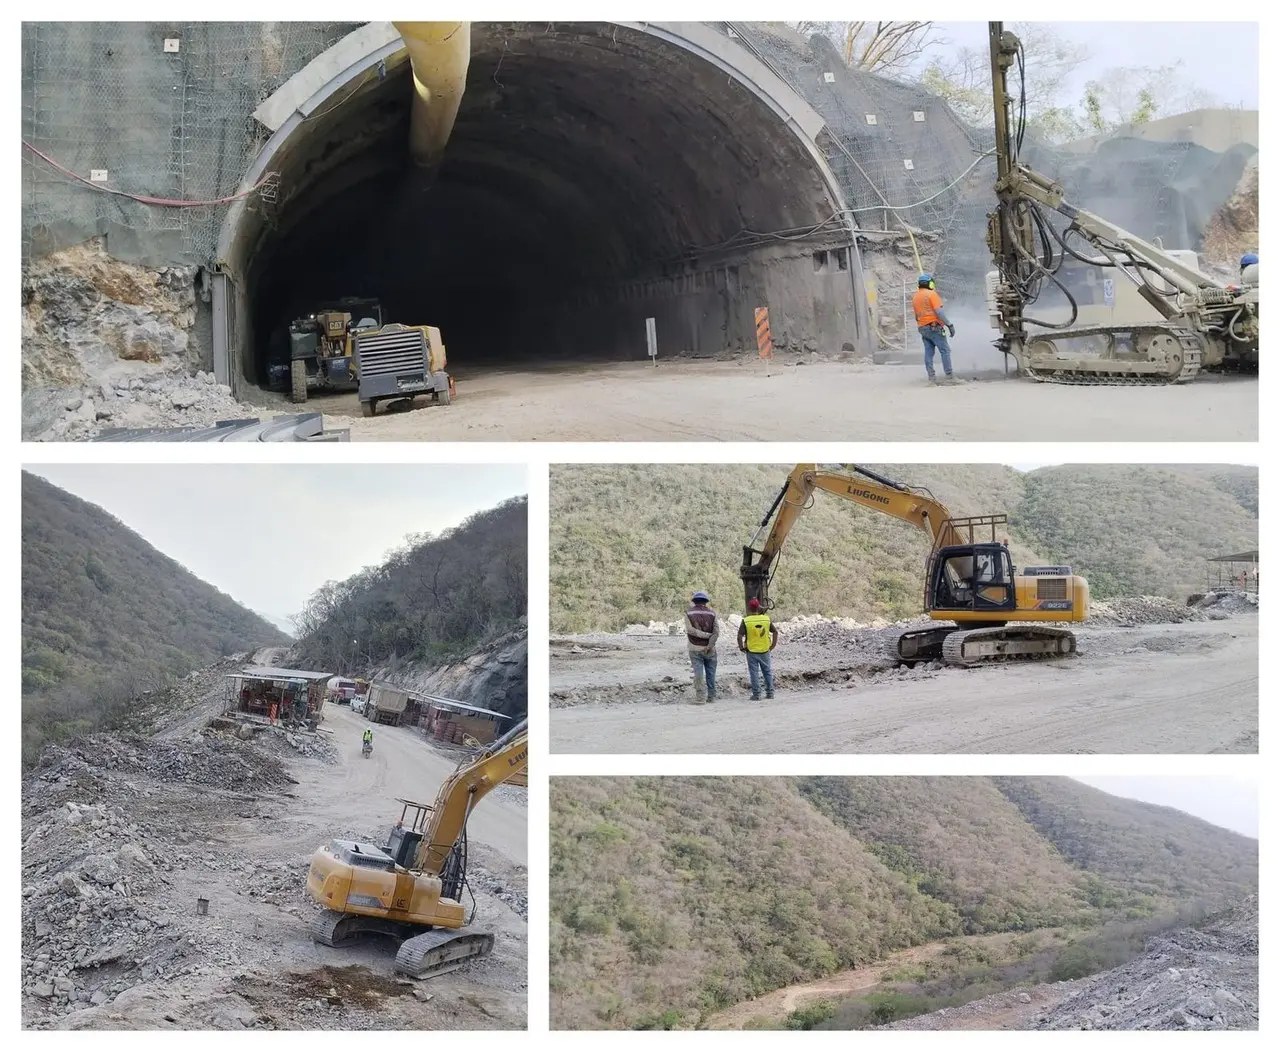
[986,21,1258,384]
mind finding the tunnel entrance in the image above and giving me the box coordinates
[219,22,866,396]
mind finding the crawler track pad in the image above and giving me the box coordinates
[395,928,495,979]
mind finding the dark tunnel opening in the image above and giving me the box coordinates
[239,23,858,390]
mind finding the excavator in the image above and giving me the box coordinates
[740,465,1089,667]
[306,716,528,978]
[985,21,1259,384]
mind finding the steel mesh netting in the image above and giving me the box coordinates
[721,23,1245,290]
[22,22,360,264]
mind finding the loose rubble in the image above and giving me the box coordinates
[22,238,262,441]
[884,898,1258,1031]
[1038,898,1258,1031]
[22,651,528,1030]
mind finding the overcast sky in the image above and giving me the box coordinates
[26,465,526,631]
[927,22,1257,110]
[1074,776,1258,838]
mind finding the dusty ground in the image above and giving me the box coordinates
[280,358,1255,442]
[21,697,527,1030]
[550,606,1257,754]
[196,354,1260,443]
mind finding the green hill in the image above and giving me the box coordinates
[290,496,528,704]
[549,464,1257,632]
[22,471,289,759]
[549,776,1257,1030]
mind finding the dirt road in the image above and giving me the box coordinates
[703,933,1036,1030]
[550,616,1257,754]
[22,702,528,1030]
[273,359,1257,442]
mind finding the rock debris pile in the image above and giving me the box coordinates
[1038,898,1258,1030]
[38,732,295,792]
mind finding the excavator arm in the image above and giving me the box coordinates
[413,717,528,876]
[741,465,962,610]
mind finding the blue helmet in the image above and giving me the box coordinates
[691,591,710,603]
[1240,252,1258,267]
[917,272,933,287]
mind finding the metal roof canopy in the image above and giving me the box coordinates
[1208,551,1259,562]
[410,691,510,720]
[234,666,333,682]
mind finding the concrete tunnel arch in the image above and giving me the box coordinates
[213,21,871,396]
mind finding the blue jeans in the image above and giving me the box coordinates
[920,325,953,377]
[746,651,775,698]
[689,651,717,700]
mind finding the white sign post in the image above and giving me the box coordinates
[645,317,657,366]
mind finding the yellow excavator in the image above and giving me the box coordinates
[306,717,528,978]
[741,465,1089,667]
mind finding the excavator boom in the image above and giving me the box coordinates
[742,464,960,609]
[414,718,529,875]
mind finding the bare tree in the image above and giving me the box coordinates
[1081,61,1219,135]
[917,22,1090,142]
[794,21,936,76]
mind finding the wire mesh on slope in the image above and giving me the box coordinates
[21,22,359,263]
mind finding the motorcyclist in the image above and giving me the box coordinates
[362,728,373,752]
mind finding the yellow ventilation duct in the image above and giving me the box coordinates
[392,21,470,172]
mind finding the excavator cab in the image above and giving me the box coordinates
[928,542,1017,614]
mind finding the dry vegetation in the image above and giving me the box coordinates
[549,777,1257,1030]
[549,464,1257,632]
[21,471,288,763]
[291,496,527,674]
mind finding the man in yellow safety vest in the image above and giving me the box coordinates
[737,598,779,701]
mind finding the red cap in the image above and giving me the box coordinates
[748,598,761,610]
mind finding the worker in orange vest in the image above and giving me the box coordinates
[912,273,956,383]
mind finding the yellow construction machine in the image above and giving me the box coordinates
[986,21,1259,383]
[741,465,1089,667]
[306,717,527,978]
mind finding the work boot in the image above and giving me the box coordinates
[927,373,938,384]
[750,693,761,701]
[944,373,957,384]
[766,692,775,700]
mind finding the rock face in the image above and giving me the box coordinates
[372,630,528,720]
[21,238,256,440]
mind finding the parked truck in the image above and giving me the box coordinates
[367,683,412,726]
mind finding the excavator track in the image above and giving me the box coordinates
[311,908,414,947]
[395,927,495,980]
[1022,325,1202,386]
[884,626,954,666]
[940,625,1077,668]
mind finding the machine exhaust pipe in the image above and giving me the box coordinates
[392,21,470,174]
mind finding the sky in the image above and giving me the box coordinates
[928,22,1258,110]
[1074,776,1258,838]
[26,464,527,631]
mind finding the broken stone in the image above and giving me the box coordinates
[33,982,54,998]
[1018,992,1031,1004]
